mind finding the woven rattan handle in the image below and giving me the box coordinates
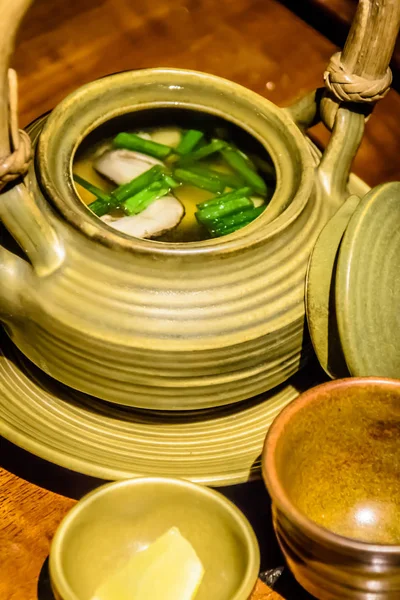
[316,0,400,204]
[0,0,33,188]
[324,0,400,105]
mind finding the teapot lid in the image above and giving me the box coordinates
[307,182,400,379]
[336,182,400,378]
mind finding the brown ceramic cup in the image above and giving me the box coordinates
[262,377,400,600]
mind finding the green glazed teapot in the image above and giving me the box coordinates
[0,0,398,410]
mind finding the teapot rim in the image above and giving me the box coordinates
[36,67,315,256]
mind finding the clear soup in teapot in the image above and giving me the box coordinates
[73,110,276,243]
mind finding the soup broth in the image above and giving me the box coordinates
[73,110,276,243]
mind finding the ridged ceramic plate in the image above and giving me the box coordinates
[336,182,400,378]
[0,332,315,486]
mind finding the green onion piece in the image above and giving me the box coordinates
[114,132,173,160]
[173,168,224,194]
[196,197,253,223]
[227,142,259,171]
[185,164,244,189]
[73,174,110,202]
[112,165,164,203]
[87,199,112,217]
[73,174,112,217]
[212,206,265,233]
[161,173,181,188]
[196,187,252,210]
[221,148,267,196]
[176,130,204,155]
[123,181,171,215]
[178,139,227,165]
[237,149,257,171]
[211,226,239,237]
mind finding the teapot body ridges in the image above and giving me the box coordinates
[0,69,369,409]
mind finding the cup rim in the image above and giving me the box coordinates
[49,476,260,600]
[36,67,314,256]
[262,376,400,554]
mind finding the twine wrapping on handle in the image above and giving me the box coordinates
[321,0,400,130]
[0,68,32,191]
[324,51,393,103]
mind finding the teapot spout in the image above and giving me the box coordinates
[0,245,32,322]
[0,182,65,277]
[0,0,64,277]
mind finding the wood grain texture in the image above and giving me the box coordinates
[1,0,399,598]
[0,468,74,600]
[252,580,284,599]
[339,0,400,81]
[10,0,400,187]
[0,466,284,600]
[280,0,400,78]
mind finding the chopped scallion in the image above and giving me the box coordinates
[211,226,239,237]
[73,174,112,217]
[176,130,204,155]
[123,181,171,215]
[114,132,173,160]
[196,187,252,210]
[178,139,227,165]
[161,173,181,188]
[196,197,253,223]
[185,164,244,189]
[212,205,265,233]
[112,165,164,203]
[221,147,267,196]
[173,168,224,194]
[73,174,110,202]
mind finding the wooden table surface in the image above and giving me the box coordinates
[1,0,400,599]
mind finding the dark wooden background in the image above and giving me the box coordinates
[1,1,400,599]
[281,0,400,84]
[12,0,400,186]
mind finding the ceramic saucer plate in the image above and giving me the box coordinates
[336,182,400,378]
[0,331,315,486]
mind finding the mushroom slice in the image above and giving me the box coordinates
[150,128,182,148]
[101,195,185,239]
[95,149,163,185]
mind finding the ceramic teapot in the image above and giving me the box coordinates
[0,0,398,411]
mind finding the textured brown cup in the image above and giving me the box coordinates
[262,378,400,600]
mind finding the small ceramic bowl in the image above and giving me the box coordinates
[49,477,260,600]
[263,378,400,600]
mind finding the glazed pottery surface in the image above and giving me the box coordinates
[0,71,366,410]
[1,0,398,411]
[306,194,360,379]
[0,329,319,486]
[263,378,400,599]
[307,182,400,381]
[336,183,400,379]
[49,477,260,600]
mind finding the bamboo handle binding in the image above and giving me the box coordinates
[0,0,33,189]
[324,0,400,105]
[0,0,33,156]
